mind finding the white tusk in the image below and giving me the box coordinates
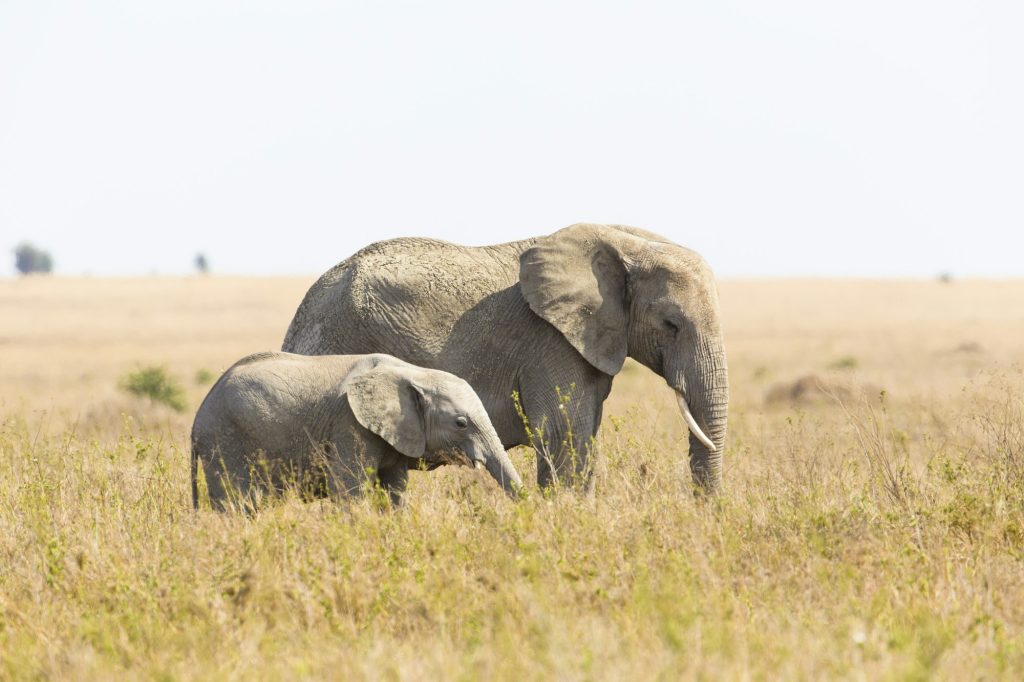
[473,461,484,470]
[676,393,717,452]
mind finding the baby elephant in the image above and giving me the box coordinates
[191,352,523,510]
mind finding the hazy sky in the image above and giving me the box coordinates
[2,1,1021,277]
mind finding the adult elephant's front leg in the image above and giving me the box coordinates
[521,376,611,490]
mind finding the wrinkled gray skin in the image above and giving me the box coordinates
[282,224,728,494]
[191,352,523,510]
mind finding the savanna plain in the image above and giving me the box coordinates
[1,275,1023,680]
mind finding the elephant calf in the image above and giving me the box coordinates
[191,352,523,510]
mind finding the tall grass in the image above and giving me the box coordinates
[2,373,1022,680]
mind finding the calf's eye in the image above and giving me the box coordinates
[455,416,469,429]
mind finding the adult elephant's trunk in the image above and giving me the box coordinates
[676,339,729,495]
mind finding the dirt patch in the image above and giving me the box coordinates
[765,374,883,407]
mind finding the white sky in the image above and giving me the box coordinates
[1,1,1022,277]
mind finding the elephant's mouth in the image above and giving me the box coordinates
[434,447,475,467]
[675,391,716,452]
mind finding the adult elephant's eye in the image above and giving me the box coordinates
[663,319,680,334]
[455,416,469,429]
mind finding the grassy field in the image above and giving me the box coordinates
[1,275,1023,679]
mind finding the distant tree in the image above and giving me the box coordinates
[14,243,53,275]
[195,253,209,274]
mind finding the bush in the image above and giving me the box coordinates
[194,368,217,385]
[14,243,54,275]
[119,366,187,412]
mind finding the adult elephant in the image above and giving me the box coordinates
[282,223,728,494]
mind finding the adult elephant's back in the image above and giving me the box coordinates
[282,235,534,364]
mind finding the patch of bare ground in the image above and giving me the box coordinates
[764,373,884,407]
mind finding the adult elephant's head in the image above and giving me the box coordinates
[519,223,728,495]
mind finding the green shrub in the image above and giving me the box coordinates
[194,368,217,385]
[119,366,187,412]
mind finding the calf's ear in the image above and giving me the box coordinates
[346,365,427,458]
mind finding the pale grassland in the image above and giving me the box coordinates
[1,276,1023,680]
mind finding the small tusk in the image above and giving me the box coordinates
[676,393,716,452]
[473,461,484,470]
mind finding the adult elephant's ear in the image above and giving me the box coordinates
[519,223,644,376]
[346,363,427,458]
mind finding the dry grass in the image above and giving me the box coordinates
[1,276,1023,679]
